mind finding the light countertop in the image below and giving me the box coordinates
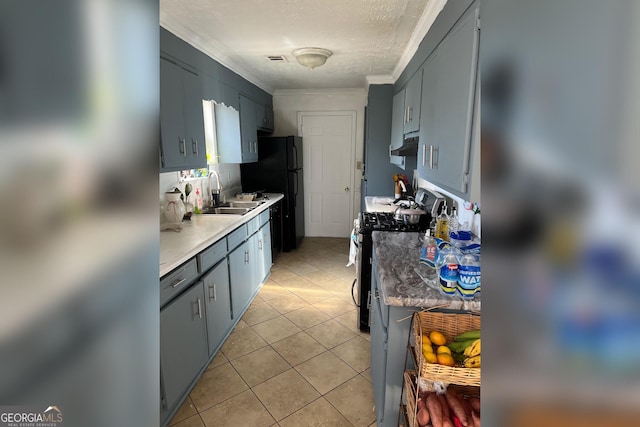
[160,193,284,277]
[364,196,397,213]
[372,231,480,311]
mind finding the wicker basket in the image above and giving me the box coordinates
[413,311,481,387]
[404,370,480,427]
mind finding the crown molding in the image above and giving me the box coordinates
[273,88,367,96]
[160,19,275,95]
[391,0,447,81]
[366,75,395,89]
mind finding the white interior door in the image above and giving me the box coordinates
[299,111,356,237]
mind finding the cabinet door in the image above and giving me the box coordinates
[265,106,275,131]
[160,59,189,170]
[182,69,207,168]
[239,95,258,163]
[418,51,439,179]
[203,260,232,356]
[404,68,423,134]
[229,240,252,318]
[389,90,406,169]
[369,264,388,424]
[427,6,480,196]
[255,102,267,130]
[160,283,208,411]
[257,223,272,285]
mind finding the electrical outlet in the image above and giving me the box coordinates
[356,161,363,170]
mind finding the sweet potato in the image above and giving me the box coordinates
[426,393,443,427]
[445,389,469,426]
[416,407,430,427]
[458,396,473,420]
[471,410,481,427]
[436,393,450,419]
[417,395,427,412]
[469,397,480,414]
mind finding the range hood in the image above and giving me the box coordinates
[390,134,419,156]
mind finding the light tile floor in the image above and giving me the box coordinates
[169,237,376,427]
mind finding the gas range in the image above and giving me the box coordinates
[358,211,428,233]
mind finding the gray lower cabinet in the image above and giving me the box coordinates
[160,282,208,412]
[229,240,253,318]
[418,3,480,198]
[370,253,419,427]
[202,260,233,355]
[257,223,272,285]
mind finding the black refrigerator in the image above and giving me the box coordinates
[240,136,305,252]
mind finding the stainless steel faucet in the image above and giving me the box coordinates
[209,170,223,206]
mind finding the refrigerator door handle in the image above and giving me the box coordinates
[293,143,299,170]
[292,171,299,208]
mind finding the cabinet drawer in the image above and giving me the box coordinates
[160,258,198,306]
[258,210,270,228]
[197,238,227,273]
[227,225,248,250]
[247,216,260,236]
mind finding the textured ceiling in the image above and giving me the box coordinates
[160,0,444,93]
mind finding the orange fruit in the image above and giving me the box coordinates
[429,331,447,346]
[424,352,438,364]
[437,353,455,367]
[436,346,451,355]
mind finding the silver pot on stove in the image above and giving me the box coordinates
[393,206,426,225]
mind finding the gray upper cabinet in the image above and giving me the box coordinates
[160,58,207,172]
[403,69,423,134]
[255,102,274,133]
[160,282,208,411]
[390,91,406,169]
[418,4,480,198]
[239,94,258,163]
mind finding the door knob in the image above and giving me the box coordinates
[344,187,350,192]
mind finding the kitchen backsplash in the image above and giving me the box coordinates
[413,170,481,238]
[160,163,242,205]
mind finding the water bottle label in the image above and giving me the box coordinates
[458,264,481,290]
[420,246,437,268]
[439,263,458,295]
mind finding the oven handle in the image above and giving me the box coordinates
[351,278,359,307]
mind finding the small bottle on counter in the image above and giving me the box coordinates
[438,252,459,296]
[420,229,438,270]
[434,202,450,241]
[449,206,459,233]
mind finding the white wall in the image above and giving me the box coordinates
[273,89,368,213]
[159,163,242,206]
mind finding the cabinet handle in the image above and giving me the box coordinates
[179,138,186,156]
[422,144,426,166]
[254,141,258,153]
[429,145,434,169]
[245,250,249,264]
[192,139,198,155]
[433,146,439,169]
[258,239,263,250]
[196,298,202,319]
[209,284,217,301]
[171,277,186,288]
[366,290,372,310]
[408,106,412,123]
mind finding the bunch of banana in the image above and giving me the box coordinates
[463,338,481,368]
[445,330,481,368]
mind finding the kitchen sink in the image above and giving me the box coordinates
[201,207,250,215]
[229,201,265,208]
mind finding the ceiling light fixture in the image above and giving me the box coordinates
[292,47,332,69]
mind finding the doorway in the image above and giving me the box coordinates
[298,111,356,237]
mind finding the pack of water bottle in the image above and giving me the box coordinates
[420,229,481,298]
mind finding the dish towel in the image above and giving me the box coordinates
[346,218,359,267]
